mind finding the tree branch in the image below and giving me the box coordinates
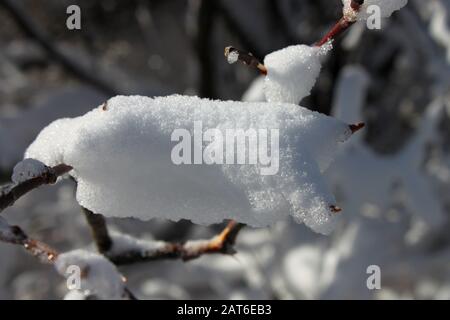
[0,216,136,299]
[81,205,244,264]
[315,0,364,46]
[0,164,73,213]
[0,217,59,263]
[81,204,244,265]
[82,207,113,253]
[107,220,244,265]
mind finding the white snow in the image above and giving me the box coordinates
[227,50,239,64]
[25,95,355,235]
[342,0,408,21]
[328,66,447,228]
[242,76,266,102]
[54,249,125,300]
[263,43,332,104]
[0,86,106,170]
[108,231,167,256]
[11,158,48,184]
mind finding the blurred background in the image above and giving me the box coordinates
[0,0,449,299]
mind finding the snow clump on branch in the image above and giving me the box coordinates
[25,95,359,235]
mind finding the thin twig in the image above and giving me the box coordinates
[0,217,137,299]
[315,17,355,47]
[225,0,365,74]
[0,164,73,213]
[107,220,244,265]
[315,0,364,46]
[349,122,366,134]
[81,202,244,265]
[82,207,113,253]
[0,219,58,262]
[224,46,267,75]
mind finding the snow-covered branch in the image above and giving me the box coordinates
[82,208,243,264]
[317,0,408,46]
[105,221,243,265]
[0,216,135,299]
[0,161,72,213]
[224,46,268,75]
[0,0,121,95]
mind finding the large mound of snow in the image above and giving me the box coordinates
[25,95,355,234]
[264,44,332,104]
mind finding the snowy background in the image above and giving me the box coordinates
[0,0,449,299]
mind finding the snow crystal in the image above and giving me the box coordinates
[54,249,125,299]
[263,44,332,104]
[25,95,355,235]
[11,158,48,184]
[342,0,408,21]
[227,50,239,64]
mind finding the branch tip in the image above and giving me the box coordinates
[330,205,343,214]
[349,122,365,134]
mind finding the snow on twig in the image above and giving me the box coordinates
[0,162,72,213]
[105,221,244,265]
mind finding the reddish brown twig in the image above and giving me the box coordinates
[107,220,244,265]
[0,218,59,262]
[225,0,365,75]
[0,163,73,213]
[80,204,244,264]
[316,17,355,47]
[224,46,267,75]
[82,209,244,265]
[315,0,364,46]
